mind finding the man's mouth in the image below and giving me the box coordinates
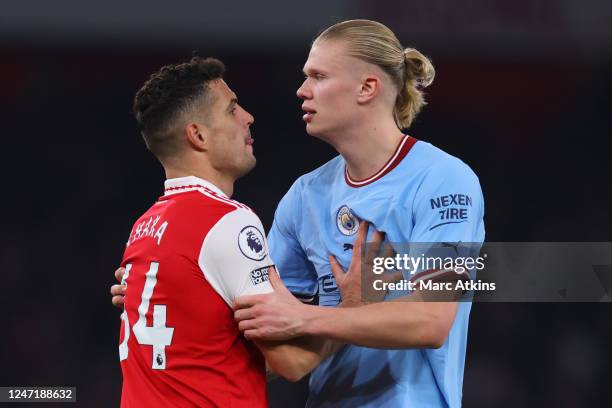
[302,106,316,123]
[245,137,254,146]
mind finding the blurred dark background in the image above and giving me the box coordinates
[0,0,610,406]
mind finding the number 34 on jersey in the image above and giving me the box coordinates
[119,261,174,370]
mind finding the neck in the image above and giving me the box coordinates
[331,120,405,181]
[164,160,235,198]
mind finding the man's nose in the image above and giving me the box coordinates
[297,80,311,100]
[244,109,254,126]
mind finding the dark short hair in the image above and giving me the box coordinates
[133,56,226,159]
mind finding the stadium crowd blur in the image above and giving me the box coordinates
[1,1,610,406]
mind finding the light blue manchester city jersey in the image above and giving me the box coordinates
[268,136,485,408]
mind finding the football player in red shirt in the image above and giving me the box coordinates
[116,57,334,408]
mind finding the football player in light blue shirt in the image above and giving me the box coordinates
[235,20,484,408]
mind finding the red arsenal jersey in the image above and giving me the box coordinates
[119,176,274,407]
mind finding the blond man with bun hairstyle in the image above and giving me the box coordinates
[231,19,486,407]
[316,19,435,130]
[234,18,485,407]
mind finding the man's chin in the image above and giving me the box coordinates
[305,124,333,144]
[236,157,256,179]
[305,123,322,138]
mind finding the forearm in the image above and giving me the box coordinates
[256,336,342,382]
[302,300,458,349]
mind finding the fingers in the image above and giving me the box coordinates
[238,319,259,332]
[379,242,399,284]
[110,284,125,297]
[234,307,256,322]
[365,230,385,263]
[235,311,263,340]
[329,255,345,284]
[243,330,261,341]
[380,241,395,259]
[353,222,388,265]
[383,270,404,284]
[234,294,269,310]
[268,266,290,295]
[112,295,125,308]
[351,221,369,264]
[110,283,126,309]
[115,267,125,283]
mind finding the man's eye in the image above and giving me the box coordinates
[230,108,237,114]
[304,74,323,80]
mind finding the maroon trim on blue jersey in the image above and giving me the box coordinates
[344,135,418,188]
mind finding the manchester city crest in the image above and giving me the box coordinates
[238,225,267,261]
[336,205,359,236]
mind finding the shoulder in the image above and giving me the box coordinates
[204,206,268,258]
[162,189,259,235]
[167,187,253,213]
[277,155,344,205]
[412,140,480,185]
[408,142,484,220]
[293,155,344,189]
[197,187,253,211]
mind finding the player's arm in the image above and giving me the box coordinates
[202,207,339,382]
[247,270,342,382]
[259,337,340,382]
[275,283,460,349]
[235,223,459,349]
[235,246,462,349]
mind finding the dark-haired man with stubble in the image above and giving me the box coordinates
[117,57,333,408]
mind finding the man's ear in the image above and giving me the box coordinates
[357,75,381,104]
[185,123,208,151]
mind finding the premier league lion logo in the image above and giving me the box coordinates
[238,226,267,261]
[246,231,263,253]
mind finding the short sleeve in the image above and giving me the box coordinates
[268,181,318,297]
[198,208,274,307]
[411,159,485,244]
[404,159,485,283]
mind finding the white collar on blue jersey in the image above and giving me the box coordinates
[163,175,228,198]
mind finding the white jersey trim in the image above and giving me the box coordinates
[163,175,248,210]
